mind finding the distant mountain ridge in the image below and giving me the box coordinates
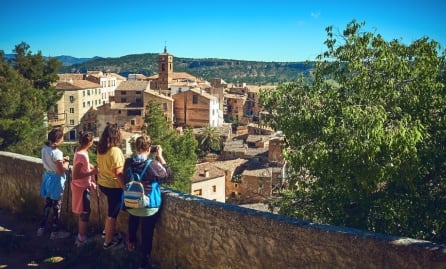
[5,52,314,84]
[4,53,100,66]
[57,53,315,84]
[54,55,103,66]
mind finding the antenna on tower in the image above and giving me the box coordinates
[164,41,167,53]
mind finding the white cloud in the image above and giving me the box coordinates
[311,12,320,19]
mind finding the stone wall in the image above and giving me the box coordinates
[1,151,446,269]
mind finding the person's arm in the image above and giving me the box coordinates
[55,156,69,176]
[114,166,124,188]
[73,162,98,180]
[155,145,167,165]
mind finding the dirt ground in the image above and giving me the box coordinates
[0,208,140,269]
[0,208,82,268]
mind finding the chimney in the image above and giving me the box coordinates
[204,169,209,178]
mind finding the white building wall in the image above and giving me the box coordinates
[209,98,221,127]
[100,76,117,103]
[191,176,226,203]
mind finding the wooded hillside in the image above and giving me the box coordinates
[58,53,314,84]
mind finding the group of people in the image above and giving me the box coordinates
[38,124,170,269]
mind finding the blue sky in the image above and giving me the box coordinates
[1,0,445,62]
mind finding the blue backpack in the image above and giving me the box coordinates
[123,159,162,214]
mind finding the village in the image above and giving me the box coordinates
[48,47,286,210]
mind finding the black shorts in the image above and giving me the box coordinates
[98,185,123,218]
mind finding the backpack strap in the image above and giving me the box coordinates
[138,159,152,181]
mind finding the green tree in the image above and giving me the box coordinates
[143,100,197,193]
[0,43,61,156]
[198,125,221,156]
[260,20,446,244]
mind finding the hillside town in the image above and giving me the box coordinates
[48,47,286,209]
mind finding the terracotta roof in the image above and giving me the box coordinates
[58,73,85,81]
[171,72,196,80]
[116,80,149,91]
[246,135,271,143]
[223,140,246,153]
[109,73,127,80]
[145,89,175,101]
[225,93,247,100]
[188,88,215,100]
[191,162,225,183]
[212,158,249,171]
[146,71,197,81]
[56,80,101,90]
[128,74,148,80]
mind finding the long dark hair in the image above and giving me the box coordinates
[97,123,122,155]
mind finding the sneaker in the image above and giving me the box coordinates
[75,236,90,247]
[103,237,122,250]
[50,231,71,240]
[101,230,121,240]
[36,227,45,236]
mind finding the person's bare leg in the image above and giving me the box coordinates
[78,218,88,238]
[104,217,117,244]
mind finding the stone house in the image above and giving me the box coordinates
[225,91,246,124]
[144,89,175,124]
[191,162,226,202]
[172,87,220,128]
[85,71,123,103]
[50,79,102,140]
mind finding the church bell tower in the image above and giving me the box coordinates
[157,45,173,92]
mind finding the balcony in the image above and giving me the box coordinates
[0,151,445,269]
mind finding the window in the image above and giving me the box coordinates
[121,91,127,95]
[193,189,202,196]
[83,102,86,108]
[212,185,216,192]
[163,103,167,111]
[69,119,74,125]
[121,98,127,102]
[258,182,264,194]
[128,110,141,116]
[69,96,74,102]
[130,119,136,126]
[135,98,142,103]
[69,108,74,113]
[87,90,90,96]
[136,91,141,95]
[192,95,198,104]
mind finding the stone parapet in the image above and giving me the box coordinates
[1,151,445,269]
